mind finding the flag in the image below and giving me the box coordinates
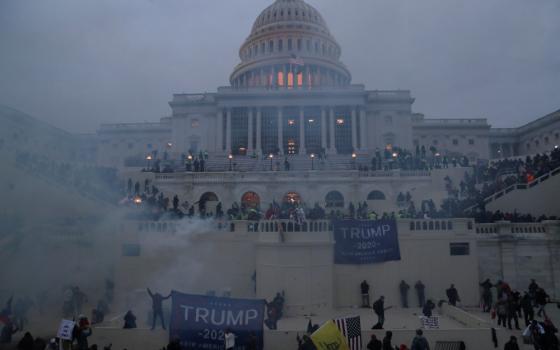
[333,316,362,350]
[310,320,350,350]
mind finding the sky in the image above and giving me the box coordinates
[0,0,559,133]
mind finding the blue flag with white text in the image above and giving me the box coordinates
[333,219,401,264]
[169,291,265,350]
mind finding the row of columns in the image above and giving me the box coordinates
[233,64,349,89]
[217,106,368,155]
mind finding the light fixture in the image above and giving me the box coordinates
[308,119,315,123]
[351,153,357,159]
[336,118,344,125]
[288,119,295,126]
[228,154,233,160]
[310,154,315,158]
[146,155,152,160]
[269,154,274,159]
[392,152,398,158]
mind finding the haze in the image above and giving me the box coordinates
[0,0,558,133]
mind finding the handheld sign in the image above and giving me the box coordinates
[57,319,75,340]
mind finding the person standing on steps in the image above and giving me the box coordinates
[147,288,171,330]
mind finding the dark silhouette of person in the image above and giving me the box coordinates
[520,292,534,327]
[479,279,493,312]
[361,280,370,307]
[367,334,382,350]
[372,296,386,329]
[446,284,460,306]
[415,281,425,307]
[400,280,410,308]
[504,336,520,350]
[147,288,170,330]
[123,310,137,329]
[382,331,394,350]
[17,332,34,350]
[422,300,436,318]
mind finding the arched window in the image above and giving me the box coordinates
[325,191,344,208]
[241,191,260,209]
[367,191,386,200]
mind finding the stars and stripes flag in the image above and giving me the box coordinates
[333,316,362,350]
[289,53,305,66]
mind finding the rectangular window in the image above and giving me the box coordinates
[297,38,302,50]
[452,139,458,146]
[287,38,292,50]
[278,39,283,51]
[269,40,274,52]
[468,139,475,145]
[306,40,311,51]
[122,244,141,257]
[450,242,470,256]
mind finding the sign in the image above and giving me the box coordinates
[333,219,401,264]
[420,316,440,329]
[57,319,75,340]
[169,291,265,350]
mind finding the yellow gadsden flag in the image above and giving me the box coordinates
[310,320,350,350]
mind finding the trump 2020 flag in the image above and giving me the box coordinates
[311,320,350,350]
[334,316,362,350]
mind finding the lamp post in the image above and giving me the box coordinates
[310,153,315,170]
[351,152,357,170]
[187,154,193,171]
[269,154,274,171]
[146,154,153,170]
[133,196,142,206]
[228,154,233,171]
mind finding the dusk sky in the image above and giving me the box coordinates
[0,0,558,133]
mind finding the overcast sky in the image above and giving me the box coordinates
[0,0,558,133]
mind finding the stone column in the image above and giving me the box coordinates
[351,107,358,152]
[216,110,223,152]
[321,107,327,151]
[277,107,283,155]
[282,65,287,88]
[329,107,336,154]
[226,108,232,154]
[359,108,367,151]
[299,107,306,155]
[247,108,254,154]
[256,108,262,155]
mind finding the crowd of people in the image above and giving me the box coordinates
[479,278,558,349]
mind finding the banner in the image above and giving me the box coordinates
[169,291,265,350]
[333,219,401,264]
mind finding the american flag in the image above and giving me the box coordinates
[333,316,362,350]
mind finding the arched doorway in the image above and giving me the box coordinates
[241,191,261,209]
[283,192,302,204]
[325,191,344,208]
[199,192,219,215]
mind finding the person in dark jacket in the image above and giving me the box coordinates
[296,334,317,350]
[382,331,394,350]
[147,288,171,330]
[361,280,371,308]
[520,293,534,327]
[535,288,549,318]
[123,310,137,329]
[479,279,493,312]
[400,281,410,308]
[367,334,382,350]
[415,281,425,307]
[410,329,430,350]
[507,296,520,330]
[75,323,92,350]
[446,284,460,306]
[373,296,386,329]
[422,300,436,318]
[503,336,519,350]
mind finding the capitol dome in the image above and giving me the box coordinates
[230,0,352,89]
